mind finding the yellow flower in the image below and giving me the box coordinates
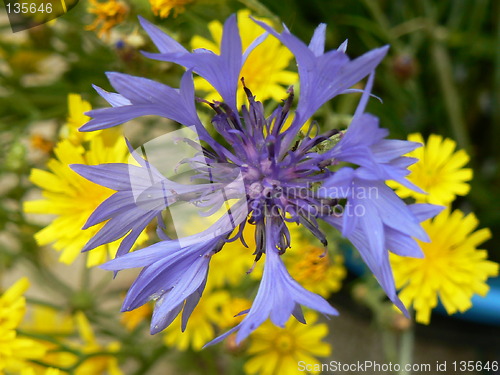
[207,224,255,289]
[35,312,123,374]
[389,133,472,205]
[71,312,123,375]
[285,245,346,298]
[0,278,29,331]
[218,297,252,330]
[60,94,98,146]
[0,278,47,373]
[21,367,63,375]
[86,0,128,39]
[20,306,75,374]
[390,208,499,324]
[22,305,74,336]
[191,9,298,106]
[244,312,331,375]
[163,291,229,351]
[23,129,149,267]
[149,0,194,18]
[121,303,152,331]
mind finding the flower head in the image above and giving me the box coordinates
[0,278,47,373]
[149,0,194,18]
[389,133,472,205]
[86,0,128,39]
[244,311,331,375]
[286,243,346,298]
[163,291,229,351]
[61,94,96,145]
[390,208,498,324]
[24,129,149,267]
[75,14,440,345]
[72,312,123,374]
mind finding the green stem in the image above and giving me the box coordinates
[423,0,470,151]
[27,359,72,373]
[361,0,404,54]
[398,325,415,375]
[80,256,91,290]
[25,296,63,310]
[91,270,112,295]
[381,329,398,365]
[430,41,470,151]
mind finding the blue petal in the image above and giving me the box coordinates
[138,16,188,54]
[308,23,327,56]
[142,14,242,113]
[92,85,131,107]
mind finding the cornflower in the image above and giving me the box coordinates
[74,14,441,345]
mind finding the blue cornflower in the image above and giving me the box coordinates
[73,14,442,345]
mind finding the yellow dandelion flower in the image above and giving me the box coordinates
[21,367,63,375]
[19,306,75,374]
[218,297,252,330]
[390,208,499,324]
[23,130,149,267]
[244,312,331,375]
[163,291,229,351]
[149,0,194,18]
[68,312,123,375]
[22,305,74,335]
[86,0,128,39]
[0,277,30,330]
[0,278,47,373]
[286,245,346,298]
[207,224,255,289]
[60,94,98,145]
[389,133,473,205]
[191,9,298,106]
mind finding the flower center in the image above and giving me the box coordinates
[274,333,295,354]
